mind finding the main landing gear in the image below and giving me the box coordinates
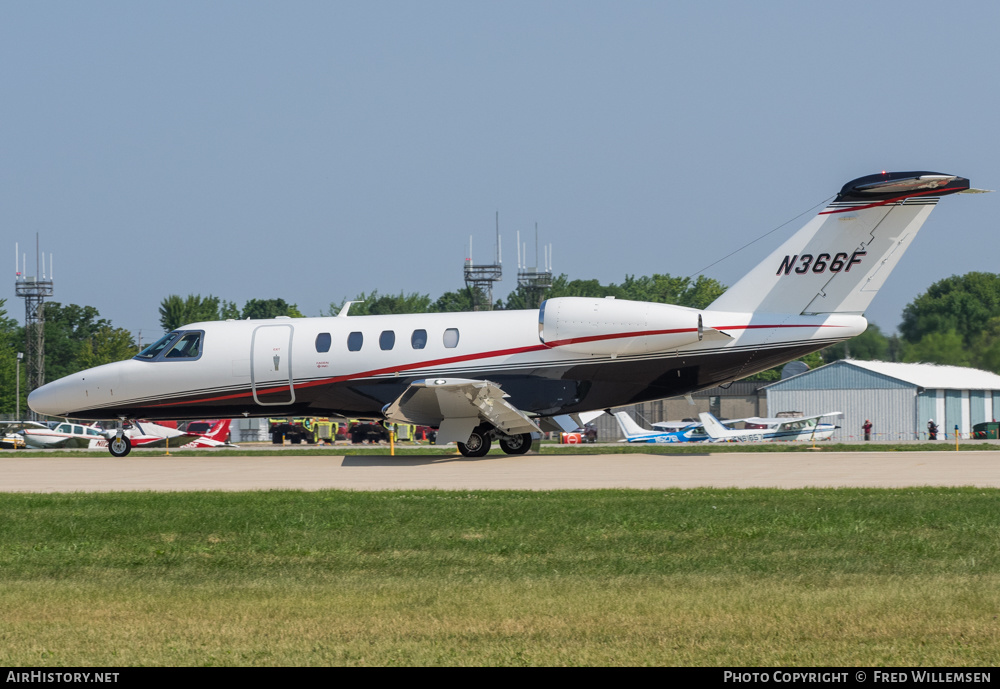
[457,425,533,458]
[108,419,134,458]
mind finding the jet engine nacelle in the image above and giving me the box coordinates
[538,297,705,355]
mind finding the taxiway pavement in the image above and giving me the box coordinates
[2,451,999,492]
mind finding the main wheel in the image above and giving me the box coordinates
[458,427,491,458]
[499,433,533,455]
[109,435,131,458]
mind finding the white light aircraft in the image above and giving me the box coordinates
[22,419,232,450]
[0,421,47,449]
[698,411,842,443]
[613,411,712,443]
[28,171,976,457]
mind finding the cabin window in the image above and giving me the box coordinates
[347,332,363,352]
[380,331,395,351]
[411,329,427,349]
[56,423,71,433]
[443,328,460,349]
[134,329,204,362]
[315,333,331,353]
[135,332,179,360]
[86,427,103,436]
[164,332,202,359]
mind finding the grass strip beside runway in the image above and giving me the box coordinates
[1,488,998,666]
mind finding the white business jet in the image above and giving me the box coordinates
[28,171,976,457]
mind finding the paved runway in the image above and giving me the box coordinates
[2,451,999,491]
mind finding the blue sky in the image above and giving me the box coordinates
[2,1,997,340]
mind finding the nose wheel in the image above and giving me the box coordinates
[109,434,132,457]
[108,420,133,457]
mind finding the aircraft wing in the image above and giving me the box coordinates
[383,378,541,444]
[0,421,48,434]
[773,411,843,427]
[23,432,75,449]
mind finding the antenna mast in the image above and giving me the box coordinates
[463,212,503,311]
[15,233,54,417]
[516,222,553,308]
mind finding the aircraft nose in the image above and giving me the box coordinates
[28,379,73,417]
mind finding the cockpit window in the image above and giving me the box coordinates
[134,330,204,362]
[135,332,180,360]
[164,332,202,359]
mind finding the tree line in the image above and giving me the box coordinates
[4,271,1000,416]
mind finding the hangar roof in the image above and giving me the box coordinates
[845,360,1000,390]
[763,359,1000,392]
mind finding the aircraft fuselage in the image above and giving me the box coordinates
[28,307,865,422]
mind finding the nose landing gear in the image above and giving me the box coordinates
[107,420,134,458]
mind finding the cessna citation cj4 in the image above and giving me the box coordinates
[29,171,976,457]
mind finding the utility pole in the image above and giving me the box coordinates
[16,352,23,420]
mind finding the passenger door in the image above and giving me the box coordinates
[251,324,295,405]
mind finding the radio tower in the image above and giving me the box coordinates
[15,234,54,415]
[516,223,553,308]
[463,213,503,311]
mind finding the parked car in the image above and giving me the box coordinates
[349,421,391,444]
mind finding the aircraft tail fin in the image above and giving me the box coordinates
[613,411,650,439]
[204,419,232,443]
[707,172,970,316]
[698,412,733,440]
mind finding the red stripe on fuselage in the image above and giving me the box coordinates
[145,322,846,408]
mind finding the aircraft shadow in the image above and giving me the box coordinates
[340,454,509,467]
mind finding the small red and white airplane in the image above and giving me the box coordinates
[23,419,232,450]
[28,171,976,457]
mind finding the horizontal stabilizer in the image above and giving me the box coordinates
[838,172,967,201]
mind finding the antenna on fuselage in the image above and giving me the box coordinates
[337,300,364,317]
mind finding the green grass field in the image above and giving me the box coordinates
[1,488,998,666]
